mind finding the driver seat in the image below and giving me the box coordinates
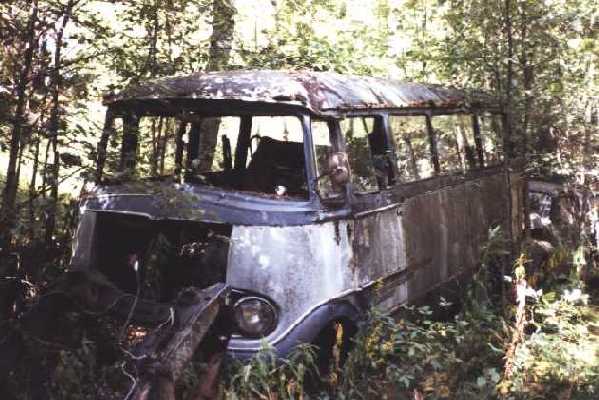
[243,137,305,194]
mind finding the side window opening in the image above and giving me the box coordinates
[142,116,182,176]
[103,117,122,176]
[431,114,478,174]
[479,113,504,166]
[389,115,435,182]
[186,116,241,189]
[311,119,337,199]
[341,116,393,193]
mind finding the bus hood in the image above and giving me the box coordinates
[79,181,318,226]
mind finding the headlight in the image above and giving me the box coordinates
[233,297,277,338]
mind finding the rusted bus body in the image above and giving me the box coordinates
[71,70,526,359]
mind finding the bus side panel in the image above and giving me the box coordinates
[470,172,512,242]
[351,207,407,284]
[401,184,467,301]
[401,171,510,302]
[351,206,408,310]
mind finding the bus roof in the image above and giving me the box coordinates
[104,70,500,116]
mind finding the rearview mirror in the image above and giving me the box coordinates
[327,152,350,188]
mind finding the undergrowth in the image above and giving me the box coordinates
[506,293,599,399]
[221,299,509,400]
[503,240,599,400]
[222,343,319,400]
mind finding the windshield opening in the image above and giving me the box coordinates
[100,112,310,200]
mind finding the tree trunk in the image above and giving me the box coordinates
[41,136,51,198]
[519,1,534,157]
[150,118,159,176]
[207,0,235,72]
[503,0,515,159]
[15,137,25,196]
[145,0,160,78]
[28,77,50,241]
[28,137,40,240]
[174,121,187,177]
[196,0,236,171]
[44,0,76,248]
[421,1,428,78]
[582,100,596,170]
[402,136,419,180]
[95,110,114,181]
[0,0,39,253]
[159,118,170,175]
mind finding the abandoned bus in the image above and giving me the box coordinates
[70,70,526,359]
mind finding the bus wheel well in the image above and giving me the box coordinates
[313,317,358,373]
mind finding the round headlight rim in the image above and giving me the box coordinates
[233,296,278,338]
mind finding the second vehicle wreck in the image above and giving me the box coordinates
[70,70,526,362]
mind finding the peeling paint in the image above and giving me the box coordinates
[104,70,499,116]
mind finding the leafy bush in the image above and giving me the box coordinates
[223,343,319,400]
[506,294,599,399]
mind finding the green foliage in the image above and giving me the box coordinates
[50,337,128,400]
[221,298,508,400]
[506,294,599,399]
[95,0,213,89]
[237,0,394,75]
[1,1,598,399]
[338,297,507,399]
[223,343,319,399]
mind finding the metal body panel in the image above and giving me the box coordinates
[226,205,410,353]
[224,168,518,356]
[70,211,98,270]
[80,181,330,226]
[226,221,355,352]
[105,70,499,117]
[74,167,522,359]
[401,172,509,301]
[351,206,407,286]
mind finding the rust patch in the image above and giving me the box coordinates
[104,70,499,116]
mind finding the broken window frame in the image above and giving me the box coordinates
[387,113,436,182]
[309,117,348,203]
[339,113,396,194]
[95,103,507,208]
[476,112,506,167]
[381,108,506,186]
[385,110,440,181]
[430,113,481,173]
[425,109,505,175]
[95,105,321,202]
